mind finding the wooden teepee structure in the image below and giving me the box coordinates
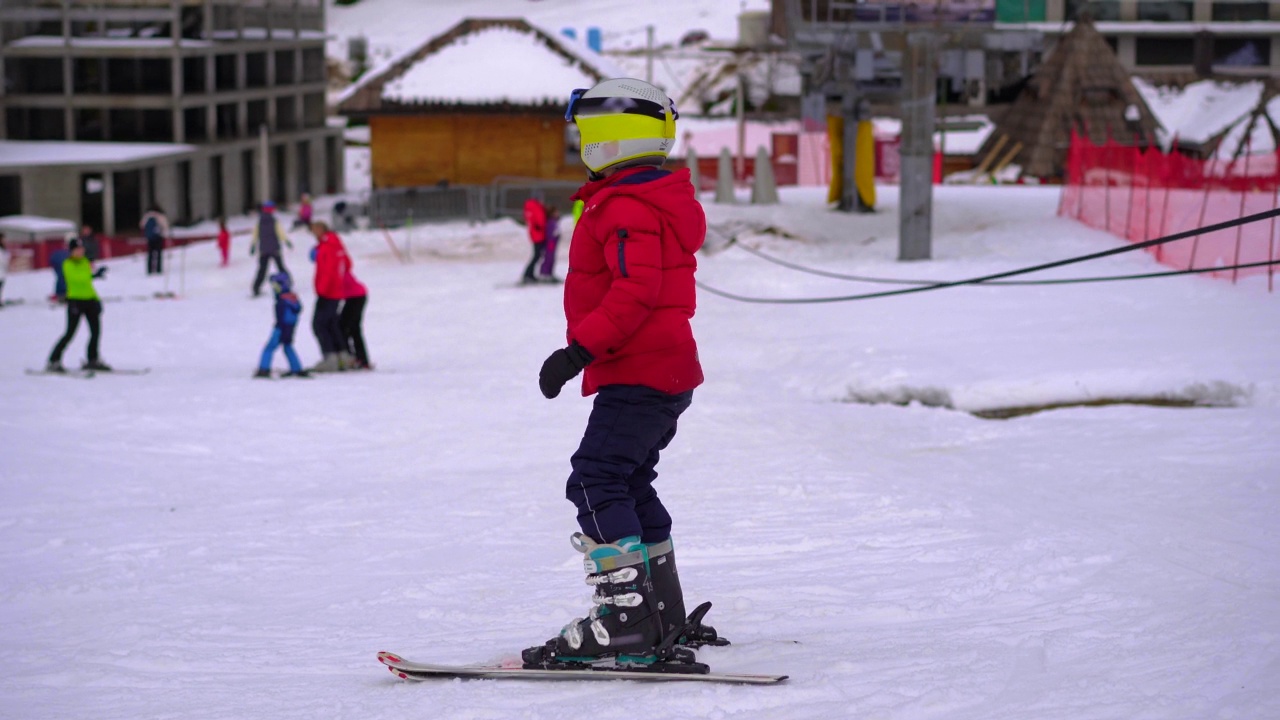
[983,16,1160,179]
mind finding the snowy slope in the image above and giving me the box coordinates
[1,185,1279,719]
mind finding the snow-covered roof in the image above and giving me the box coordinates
[382,25,601,105]
[0,141,197,169]
[1133,78,1277,156]
[0,215,78,237]
[336,18,624,113]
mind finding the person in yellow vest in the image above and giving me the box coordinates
[46,237,110,373]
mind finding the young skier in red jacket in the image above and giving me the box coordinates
[524,78,715,671]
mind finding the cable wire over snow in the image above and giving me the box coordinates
[697,207,1280,305]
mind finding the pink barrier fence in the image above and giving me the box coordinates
[1058,131,1280,289]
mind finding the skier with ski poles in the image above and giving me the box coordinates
[523,78,715,672]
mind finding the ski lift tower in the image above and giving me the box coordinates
[777,0,1037,261]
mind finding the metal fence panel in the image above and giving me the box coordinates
[489,177,582,220]
[368,185,489,227]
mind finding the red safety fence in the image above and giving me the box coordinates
[4,232,247,273]
[1059,130,1280,290]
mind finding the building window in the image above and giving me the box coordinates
[183,57,206,94]
[106,58,171,95]
[276,96,298,131]
[6,107,65,140]
[1137,1,1194,21]
[74,58,105,94]
[109,109,173,142]
[275,50,296,85]
[1214,37,1271,67]
[5,58,64,94]
[1065,1,1121,21]
[1135,36,1195,65]
[0,175,21,217]
[241,149,256,213]
[75,108,107,141]
[302,93,325,128]
[247,99,268,132]
[216,103,239,139]
[215,54,237,91]
[564,124,583,166]
[184,107,209,141]
[1212,2,1269,21]
[301,47,324,83]
[246,52,268,88]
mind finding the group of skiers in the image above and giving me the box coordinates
[521,197,563,284]
[29,74,715,673]
[252,201,371,378]
[32,196,371,378]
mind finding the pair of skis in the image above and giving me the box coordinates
[379,603,787,686]
[25,367,150,379]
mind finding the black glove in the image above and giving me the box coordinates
[92,266,108,279]
[539,342,594,399]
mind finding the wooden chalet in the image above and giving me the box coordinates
[336,18,617,188]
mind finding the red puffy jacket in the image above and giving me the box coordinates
[524,198,547,244]
[564,166,705,396]
[313,231,349,300]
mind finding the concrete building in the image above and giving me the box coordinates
[0,0,344,234]
[999,1,1280,80]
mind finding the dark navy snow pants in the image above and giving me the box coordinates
[566,385,693,546]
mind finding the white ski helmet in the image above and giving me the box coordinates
[565,78,678,174]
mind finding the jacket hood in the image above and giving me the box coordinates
[574,167,705,255]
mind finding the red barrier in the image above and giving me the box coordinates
[1060,131,1280,286]
[9,234,220,272]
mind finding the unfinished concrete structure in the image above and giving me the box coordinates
[0,0,344,234]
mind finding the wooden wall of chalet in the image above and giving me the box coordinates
[369,114,584,188]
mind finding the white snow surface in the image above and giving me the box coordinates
[2,185,1279,719]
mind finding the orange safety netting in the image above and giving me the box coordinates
[1058,130,1280,289]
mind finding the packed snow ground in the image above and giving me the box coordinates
[2,185,1279,719]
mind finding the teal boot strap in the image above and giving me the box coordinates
[589,538,673,573]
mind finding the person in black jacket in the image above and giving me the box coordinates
[250,201,293,297]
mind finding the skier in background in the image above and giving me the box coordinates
[77,225,100,262]
[308,221,350,372]
[140,205,169,275]
[48,241,70,303]
[538,205,562,283]
[255,271,309,379]
[46,236,110,372]
[250,201,292,297]
[339,247,371,370]
[523,79,709,670]
[292,193,313,230]
[216,217,231,267]
[0,233,9,307]
[521,197,547,284]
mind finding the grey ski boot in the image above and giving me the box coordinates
[522,533,704,672]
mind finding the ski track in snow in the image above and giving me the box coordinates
[1,186,1278,719]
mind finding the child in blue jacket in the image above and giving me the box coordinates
[255,272,310,378]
